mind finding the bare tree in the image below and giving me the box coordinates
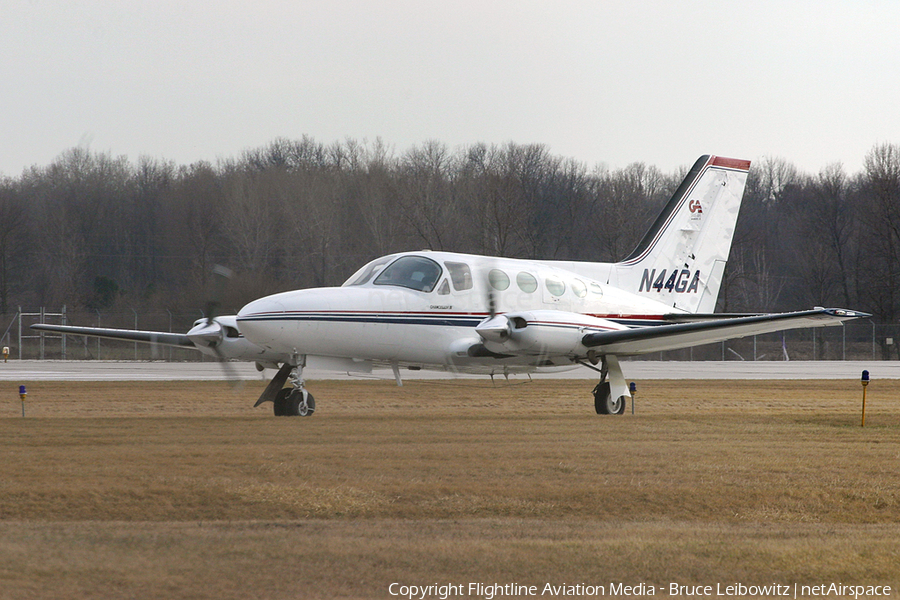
[856,144,900,322]
[165,162,226,295]
[395,140,466,251]
[0,178,26,314]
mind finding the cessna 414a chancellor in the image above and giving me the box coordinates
[33,155,869,417]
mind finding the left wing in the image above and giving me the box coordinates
[30,317,285,364]
[30,324,194,347]
[581,308,869,355]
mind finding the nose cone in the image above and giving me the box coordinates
[236,295,288,347]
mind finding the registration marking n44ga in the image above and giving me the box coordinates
[639,268,701,293]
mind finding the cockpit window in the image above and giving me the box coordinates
[343,255,397,286]
[374,256,443,292]
[444,261,473,291]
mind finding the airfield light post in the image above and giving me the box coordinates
[167,309,173,361]
[872,323,876,360]
[132,308,139,360]
[629,382,636,415]
[96,310,102,359]
[860,370,869,427]
[19,385,26,417]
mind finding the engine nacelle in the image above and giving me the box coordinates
[476,310,628,357]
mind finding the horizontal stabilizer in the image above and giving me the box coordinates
[582,308,869,355]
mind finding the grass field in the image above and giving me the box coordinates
[1,378,898,599]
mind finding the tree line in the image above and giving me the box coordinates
[1,137,898,326]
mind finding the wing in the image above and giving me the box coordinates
[581,308,869,355]
[30,324,195,348]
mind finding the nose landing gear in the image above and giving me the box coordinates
[273,387,316,417]
[256,357,317,417]
[273,360,316,417]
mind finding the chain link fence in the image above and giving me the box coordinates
[4,308,900,362]
[636,321,900,362]
[4,308,207,361]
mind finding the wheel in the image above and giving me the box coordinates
[608,395,626,415]
[299,392,315,416]
[593,382,626,415]
[273,388,291,416]
[287,389,316,417]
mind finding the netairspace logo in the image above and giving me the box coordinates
[387,581,893,599]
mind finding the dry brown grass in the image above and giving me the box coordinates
[1,378,899,599]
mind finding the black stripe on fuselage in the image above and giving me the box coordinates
[236,312,670,330]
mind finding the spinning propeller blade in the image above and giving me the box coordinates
[196,264,241,386]
[205,264,235,325]
[477,266,512,345]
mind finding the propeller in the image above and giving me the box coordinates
[205,264,235,326]
[476,265,513,346]
[188,264,242,383]
[193,264,295,406]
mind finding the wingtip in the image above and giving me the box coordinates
[822,308,871,319]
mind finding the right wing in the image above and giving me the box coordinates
[581,308,869,355]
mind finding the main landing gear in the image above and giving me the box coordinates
[593,381,626,415]
[588,353,628,415]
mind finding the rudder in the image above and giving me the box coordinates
[613,155,751,313]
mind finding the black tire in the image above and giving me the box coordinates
[594,382,611,414]
[273,388,291,417]
[593,382,626,415]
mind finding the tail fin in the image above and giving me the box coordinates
[612,155,751,313]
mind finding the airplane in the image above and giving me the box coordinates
[32,155,869,417]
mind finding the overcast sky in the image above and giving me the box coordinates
[3,0,899,178]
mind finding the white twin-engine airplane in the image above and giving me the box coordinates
[33,155,868,417]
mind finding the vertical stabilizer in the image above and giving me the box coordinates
[613,155,750,313]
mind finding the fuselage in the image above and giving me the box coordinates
[235,251,683,373]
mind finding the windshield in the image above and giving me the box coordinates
[373,255,443,293]
[343,255,397,287]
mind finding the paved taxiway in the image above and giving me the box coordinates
[1,360,897,381]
